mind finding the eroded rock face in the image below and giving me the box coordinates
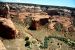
[0,17,18,39]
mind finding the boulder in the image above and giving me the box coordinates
[0,17,18,39]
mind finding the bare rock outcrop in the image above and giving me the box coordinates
[0,17,18,39]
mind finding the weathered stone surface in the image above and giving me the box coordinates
[0,17,18,39]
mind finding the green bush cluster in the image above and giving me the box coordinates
[24,36,30,47]
[40,37,50,49]
[40,36,75,49]
[25,41,30,47]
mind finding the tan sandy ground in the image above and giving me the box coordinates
[0,40,7,50]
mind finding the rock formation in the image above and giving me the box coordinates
[0,17,18,39]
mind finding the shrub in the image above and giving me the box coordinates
[24,16,32,27]
[54,22,63,32]
[40,37,49,48]
[25,36,29,41]
[25,41,30,47]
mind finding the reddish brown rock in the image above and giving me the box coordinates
[0,17,18,39]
